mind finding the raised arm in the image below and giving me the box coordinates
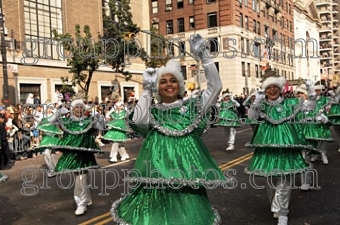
[189,34,222,111]
[131,68,156,128]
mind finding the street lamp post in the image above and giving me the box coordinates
[0,0,8,106]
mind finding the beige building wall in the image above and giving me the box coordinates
[0,0,148,105]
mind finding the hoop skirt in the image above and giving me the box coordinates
[245,98,311,176]
[35,118,63,152]
[216,101,241,127]
[53,117,102,173]
[103,110,129,142]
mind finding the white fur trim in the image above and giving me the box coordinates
[221,93,232,99]
[154,59,185,102]
[261,76,286,91]
[71,99,85,109]
[314,85,324,90]
[295,84,307,95]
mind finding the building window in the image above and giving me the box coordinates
[152,22,159,30]
[253,19,256,33]
[242,62,246,76]
[166,0,173,11]
[189,16,195,29]
[253,42,260,57]
[179,41,186,55]
[24,0,63,60]
[257,21,261,34]
[20,84,41,104]
[167,43,175,56]
[247,63,251,77]
[255,64,259,78]
[252,0,256,11]
[207,0,216,3]
[151,0,158,13]
[181,66,187,80]
[208,12,217,28]
[177,0,184,9]
[178,18,185,32]
[188,0,194,4]
[244,0,248,7]
[246,39,249,54]
[264,25,270,37]
[166,20,173,34]
[241,37,245,53]
[209,37,218,53]
[245,16,249,30]
[240,13,243,28]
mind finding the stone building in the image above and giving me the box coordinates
[0,0,149,105]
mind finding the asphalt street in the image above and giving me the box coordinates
[0,125,339,225]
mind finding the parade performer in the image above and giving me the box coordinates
[242,92,257,130]
[308,85,332,164]
[215,92,241,150]
[110,34,226,225]
[50,98,104,216]
[328,86,340,152]
[246,69,314,225]
[294,84,330,190]
[102,101,130,163]
[35,104,63,178]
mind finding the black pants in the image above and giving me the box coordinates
[0,142,8,166]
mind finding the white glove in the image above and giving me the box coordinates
[189,34,212,65]
[253,89,265,105]
[304,79,314,88]
[303,79,316,98]
[142,68,157,92]
[328,90,335,96]
[317,114,328,124]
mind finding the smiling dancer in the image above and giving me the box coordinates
[50,98,104,216]
[246,69,314,225]
[110,34,226,225]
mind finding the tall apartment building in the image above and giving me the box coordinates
[0,0,148,105]
[149,0,295,94]
[315,0,339,87]
[293,1,321,82]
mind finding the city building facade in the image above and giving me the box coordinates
[315,0,340,87]
[149,0,296,95]
[0,0,149,105]
[293,0,321,82]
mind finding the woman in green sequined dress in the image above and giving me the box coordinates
[326,86,340,152]
[216,92,241,150]
[35,105,63,177]
[103,103,130,163]
[49,99,104,216]
[245,69,314,225]
[111,34,225,225]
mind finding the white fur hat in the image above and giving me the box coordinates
[221,93,232,99]
[155,59,185,102]
[71,99,85,109]
[314,85,325,90]
[261,68,286,91]
[295,84,307,95]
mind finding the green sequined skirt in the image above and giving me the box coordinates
[35,135,60,152]
[111,185,221,225]
[246,148,309,176]
[103,128,129,142]
[54,150,98,173]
